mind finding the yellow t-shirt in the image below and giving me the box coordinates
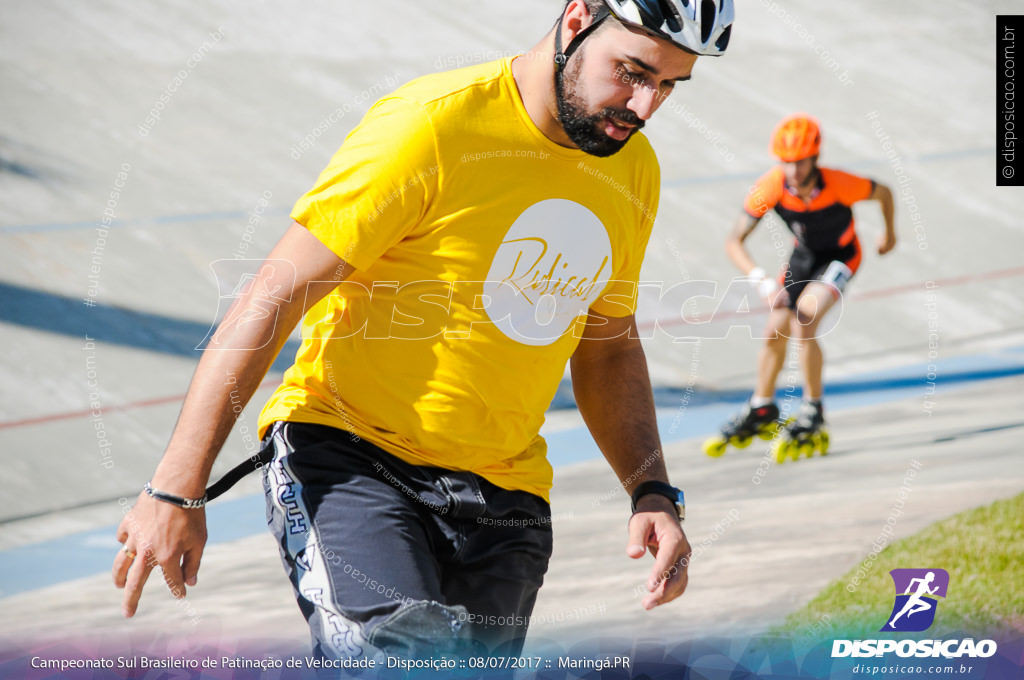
[258,57,659,500]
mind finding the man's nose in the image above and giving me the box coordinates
[628,84,660,120]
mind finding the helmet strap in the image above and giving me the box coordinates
[554,5,612,72]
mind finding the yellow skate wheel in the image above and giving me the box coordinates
[703,436,728,458]
[798,440,815,459]
[731,434,754,449]
[772,439,793,464]
[785,440,799,463]
[757,423,780,441]
[818,430,830,456]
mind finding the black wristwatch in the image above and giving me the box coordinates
[630,481,685,521]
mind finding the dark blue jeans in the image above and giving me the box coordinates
[261,421,553,659]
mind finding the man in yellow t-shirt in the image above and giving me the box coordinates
[113,0,734,657]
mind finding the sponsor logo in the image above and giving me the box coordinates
[831,568,998,659]
[831,639,997,659]
[882,568,948,632]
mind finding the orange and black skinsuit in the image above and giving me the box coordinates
[744,166,875,309]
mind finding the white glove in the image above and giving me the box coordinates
[747,267,780,299]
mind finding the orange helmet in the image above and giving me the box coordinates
[772,114,821,162]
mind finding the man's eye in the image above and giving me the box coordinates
[618,65,644,82]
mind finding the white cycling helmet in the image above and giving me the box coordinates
[606,0,734,56]
[555,0,734,70]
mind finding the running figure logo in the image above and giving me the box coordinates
[881,568,950,632]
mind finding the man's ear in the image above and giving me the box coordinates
[562,0,597,41]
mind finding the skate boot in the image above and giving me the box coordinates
[703,402,782,458]
[772,400,830,463]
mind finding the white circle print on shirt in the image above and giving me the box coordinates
[483,198,613,347]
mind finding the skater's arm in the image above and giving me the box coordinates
[725,212,761,275]
[726,212,780,302]
[571,311,691,611]
[868,182,897,255]
[113,221,353,617]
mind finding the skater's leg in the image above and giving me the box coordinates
[790,283,838,401]
[708,289,791,457]
[754,307,792,399]
[799,337,824,400]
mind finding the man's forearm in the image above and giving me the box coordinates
[114,224,349,617]
[875,183,897,236]
[572,315,689,608]
[883,191,896,237]
[571,337,668,495]
[725,213,760,275]
[725,237,756,276]
[150,279,305,497]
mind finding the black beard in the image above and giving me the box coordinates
[555,55,643,158]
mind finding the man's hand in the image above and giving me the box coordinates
[877,230,897,255]
[112,491,207,617]
[626,495,691,611]
[747,266,785,306]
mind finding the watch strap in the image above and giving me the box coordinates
[630,481,685,519]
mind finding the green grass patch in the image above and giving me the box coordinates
[776,491,1024,642]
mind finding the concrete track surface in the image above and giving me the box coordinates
[1,0,1022,665]
[1,374,1022,652]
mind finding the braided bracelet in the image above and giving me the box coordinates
[144,481,207,509]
